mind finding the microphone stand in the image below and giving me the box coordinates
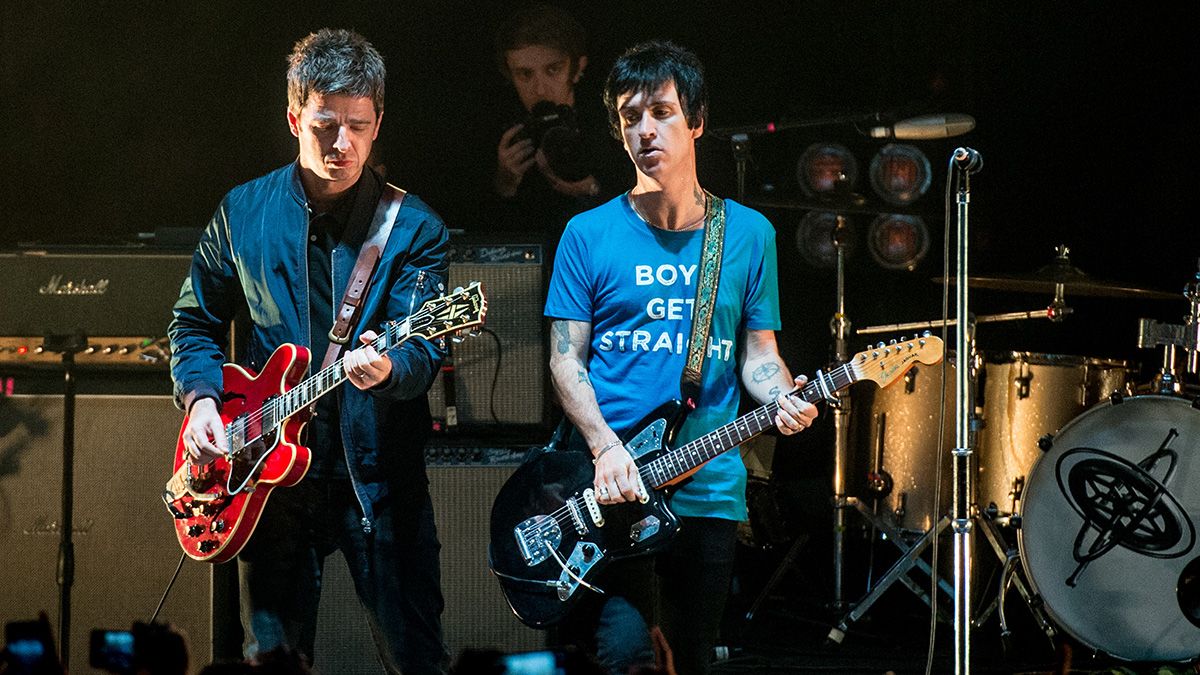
[42,331,89,671]
[951,155,979,675]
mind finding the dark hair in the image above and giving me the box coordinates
[495,3,587,79]
[603,40,708,141]
[287,28,386,114]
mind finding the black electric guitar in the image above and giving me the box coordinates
[488,335,944,627]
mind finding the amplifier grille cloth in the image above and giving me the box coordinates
[427,260,546,427]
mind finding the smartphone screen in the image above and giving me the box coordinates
[499,649,563,675]
[89,629,135,671]
[4,620,53,669]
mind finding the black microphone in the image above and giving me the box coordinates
[953,147,983,174]
[869,113,976,140]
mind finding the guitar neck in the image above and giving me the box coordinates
[643,362,858,490]
[271,327,401,422]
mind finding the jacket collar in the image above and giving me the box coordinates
[286,160,384,249]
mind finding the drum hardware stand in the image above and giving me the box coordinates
[40,330,89,671]
[1137,317,1197,394]
[827,215,853,614]
[856,303,1073,337]
[826,509,956,644]
[743,215,853,627]
[1137,262,1200,394]
[730,133,751,201]
[970,506,1057,650]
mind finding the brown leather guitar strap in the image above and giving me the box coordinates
[320,183,406,371]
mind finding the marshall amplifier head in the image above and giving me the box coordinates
[0,249,192,338]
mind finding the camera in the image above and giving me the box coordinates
[517,101,589,182]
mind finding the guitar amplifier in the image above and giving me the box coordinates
[313,446,544,673]
[428,243,548,429]
[0,249,192,370]
[0,395,212,670]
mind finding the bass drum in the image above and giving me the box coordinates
[1019,395,1200,661]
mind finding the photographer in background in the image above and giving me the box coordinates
[490,3,630,244]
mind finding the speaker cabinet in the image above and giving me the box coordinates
[314,457,544,674]
[427,244,547,428]
[0,395,212,672]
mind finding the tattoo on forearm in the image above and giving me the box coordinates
[768,386,781,399]
[751,362,781,383]
[577,370,591,386]
[553,322,571,355]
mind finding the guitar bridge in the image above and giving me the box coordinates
[514,515,561,566]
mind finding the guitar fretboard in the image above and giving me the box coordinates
[641,363,858,489]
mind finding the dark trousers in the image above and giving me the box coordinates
[552,516,739,675]
[237,477,448,674]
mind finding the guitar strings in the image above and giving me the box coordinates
[524,370,851,539]
[226,292,472,451]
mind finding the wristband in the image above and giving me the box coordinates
[592,440,623,465]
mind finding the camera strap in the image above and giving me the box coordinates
[680,191,727,404]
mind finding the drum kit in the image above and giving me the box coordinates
[820,246,1200,663]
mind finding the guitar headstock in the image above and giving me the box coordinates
[399,281,488,344]
[850,334,944,388]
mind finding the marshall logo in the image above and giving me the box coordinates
[38,274,110,296]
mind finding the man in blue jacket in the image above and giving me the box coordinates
[169,29,449,674]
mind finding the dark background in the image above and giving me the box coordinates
[2,1,1198,661]
[5,3,1196,426]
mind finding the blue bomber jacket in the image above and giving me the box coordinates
[168,161,448,530]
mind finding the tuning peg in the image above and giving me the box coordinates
[451,335,465,344]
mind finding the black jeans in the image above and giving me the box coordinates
[552,516,739,675]
[237,477,448,674]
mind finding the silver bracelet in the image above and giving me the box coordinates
[592,440,623,465]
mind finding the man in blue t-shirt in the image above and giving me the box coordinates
[544,41,819,675]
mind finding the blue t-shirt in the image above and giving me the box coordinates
[544,194,781,521]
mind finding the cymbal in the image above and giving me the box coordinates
[935,247,1180,300]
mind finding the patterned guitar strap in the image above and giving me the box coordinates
[680,191,727,406]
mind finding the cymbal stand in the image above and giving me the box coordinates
[828,215,852,613]
[745,217,852,625]
[41,331,89,671]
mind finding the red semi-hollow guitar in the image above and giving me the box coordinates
[163,282,486,562]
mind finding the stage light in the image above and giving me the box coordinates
[796,143,858,196]
[796,210,856,269]
[869,144,931,205]
[867,214,929,271]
